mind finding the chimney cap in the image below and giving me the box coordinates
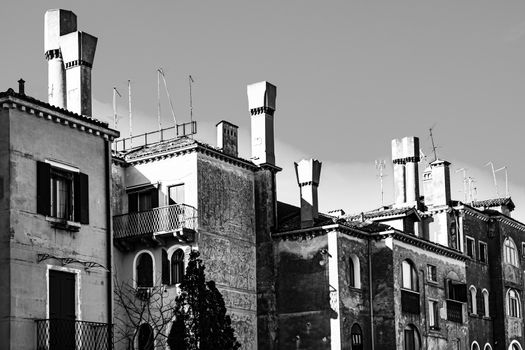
[215,120,239,128]
[44,9,77,52]
[430,159,451,167]
[247,81,277,111]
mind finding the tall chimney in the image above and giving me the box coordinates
[295,159,322,228]
[428,159,451,207]
[59,31,97,116]
[216,121,238,157]
[44,9,77,108]
[392,136,420,208]
[247,81,276,166]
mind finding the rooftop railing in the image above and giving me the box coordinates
[35,318,112,350]
[113,203,197,240]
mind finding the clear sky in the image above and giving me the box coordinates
[2,1,525,221]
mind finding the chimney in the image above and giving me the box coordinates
[422,166,433,205]
[428,159,451,207]
[59,31,97,116]
[216,121,238,157]
[392,136,420,208]
[18,79,25,95]
[44,9,77,108]
[295,159,322,228]
[247,81,276,166]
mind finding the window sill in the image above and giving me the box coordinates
[469,313,479,318]
[482,316,492,320]
[46,216,81,232]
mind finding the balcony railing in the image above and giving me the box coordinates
[35,319,112,350]
[113,204,197,240]
[401,289,420,314]
[447,300,464,323]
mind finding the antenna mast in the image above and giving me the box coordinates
[495,166,509,197]
[429,126,438,161]
[128,80,132,147]
[112,87,122,129]
[375,160,386,206]
[467,177,476,202]
[158,68,177,126]
[456,168,468,203]
[189,75,194,123]
[157,69,162,131]
[485,161,499,197]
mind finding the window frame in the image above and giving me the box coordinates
[134,251,155,289]
[170,249,185,285]
[504,238,519,267]
[350,323,363,350]
[482,289,490,318]
[478,241,487,264]
[469,286,477,315]
[427,265,437,283]
[466,236,475,259]
[428,299,440,330]
[402,260,419,292]
[349,255,361,289]
[507,289,521,318]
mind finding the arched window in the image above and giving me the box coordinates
[171,249,185,285]
[471,342,480,350]
[469,286,477,314]
[162,250,170,285]
[509,341,523,350]
[484,344,492,350]
[349,255,361,289]
[138,323,154,350]
[504,238,519,267]
[476,289,484,316]
[136,252,154,288]
[404,324,421,350]
[482,289,490,317]
[507,289,521,318]
[350,323,363,350]
[402,260,418,292]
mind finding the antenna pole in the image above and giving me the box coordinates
[429,127,438,161]
[158,69,177,126]
[189,75,194,122]
[496,166,509,197]
[456,168,467,203]
[128,80,132,147]
[157,69,162,132]
[485,162,499,197]
[375,160,386,206]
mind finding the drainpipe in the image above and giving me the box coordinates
[368,238,375,350]
[105,140,113,347]
[420,268,428,349]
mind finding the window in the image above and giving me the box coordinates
[482,289,490,317]
[447,279,467,323]
[471,342,480,350]
[404,324,421,350]
[428,300,439,329]
[476,289,484,316]
[479,242,487,263]
[469,286,477,315]
[504,238,519,267]
[168,184,185,205]
[349,255,361,289]
[170,249,185,285]
[510,341,523,350]
[350,324,363,350]
[162,250,170,285]
[37,161,89,224]
[427,265,437,283]
[138,323,154,350]
[402,260,418,291]
[466,236,475,259]
[507,289,521,318]
[136,252,154,288]
[484,344,492,350]
[128,186,158,213]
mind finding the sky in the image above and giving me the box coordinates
[2,1,525,221]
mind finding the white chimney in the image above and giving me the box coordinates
[427,159,451,207]
[44,9,77,108]
[216,120,238,157]
[59,31,97,116]
[392,136,420,208]
[295,159,322,228]
[247,81,276,166]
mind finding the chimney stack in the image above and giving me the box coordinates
[426,159,451,207]
[392,136,420,208]
[44,9,77,109]
[216,121,238,157]
[295,159,322,228]
[18,79,25,95]
[247,81,276,166]
[59,31,97,116]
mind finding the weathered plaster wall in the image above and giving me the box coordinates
[275,235,331,349]
[7,108,110,349]
[197,154,257,350]
[0,108,11,350]
[393,240,467,350]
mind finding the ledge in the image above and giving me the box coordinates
[46,216,81,232]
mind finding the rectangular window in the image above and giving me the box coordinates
[522,242,525,258]
[427,265,437,283]
[479,241,487,263]
[128,187,158,213]
[428,300,439,329]
[37,161,89,224]
[466,236,475,259]
[168,184,185,205]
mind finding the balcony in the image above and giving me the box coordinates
[35,319,112,350]
[401,289,420,314]
[113,204,197,250]
[447,300,464,323]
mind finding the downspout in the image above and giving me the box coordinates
[368,238,375,350]
[420,268,428,349]
[105,140,113,347]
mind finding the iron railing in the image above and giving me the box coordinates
[401,289,420,314]
[113,204,197,239]
[447,300,464,323]
[35,318,113,350]
[113,122,197,152]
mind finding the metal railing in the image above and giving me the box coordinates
[401,289,420,314]
[35,319,113,350]
[113,204,197,239]
[447,300,464,323]
[113,121,197,152]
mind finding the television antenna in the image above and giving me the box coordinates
[467,177,477,202]
[495,166,509,197]
[375,160,387,206]
[485,161,499,197]
[128,80,133,147]
[429,126,439,161]
[456,168,468,203]
[112,87,122,129]
[157,68,177,128]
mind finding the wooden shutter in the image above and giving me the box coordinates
[150,188,159,208]
[74,172,89,224]
[36,161,51,216]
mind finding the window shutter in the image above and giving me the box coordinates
[36,161,51,216]
[150,188,159,208]
[75,173,89,224]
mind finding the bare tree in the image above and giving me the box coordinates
[114,277,178,350]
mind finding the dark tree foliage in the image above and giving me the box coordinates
[168,250,241,350]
